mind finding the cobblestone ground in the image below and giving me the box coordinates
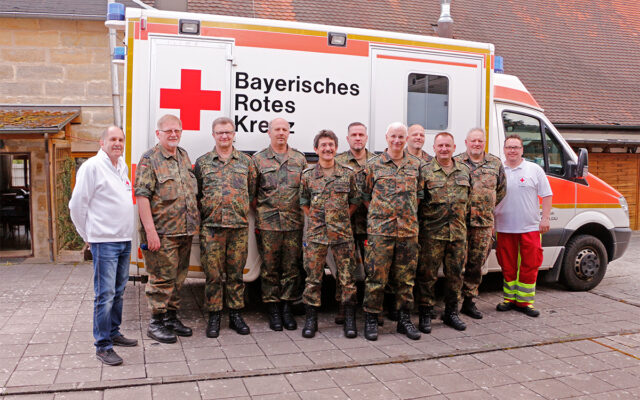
[1,232,639,399]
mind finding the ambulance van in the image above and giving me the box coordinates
[114,7,631,291]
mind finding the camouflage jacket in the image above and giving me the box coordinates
[454,152,506,228]
[335,149,372,236]
[406,148,433,163]
[420,159,471,241]
[133,144,199,236]
[363,151,424,238]
[300,163,360,245]
[194,147,257,229]
[252,146,307,231]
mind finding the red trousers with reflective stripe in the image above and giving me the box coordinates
[496,231,543,307]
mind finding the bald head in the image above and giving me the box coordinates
[407,124,426,154]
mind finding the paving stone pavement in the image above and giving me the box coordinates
[1,232,639,399]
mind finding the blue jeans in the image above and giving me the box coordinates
[90,241,131,352]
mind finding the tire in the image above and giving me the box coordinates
[561,234,607,291]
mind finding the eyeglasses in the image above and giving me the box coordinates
[213,130,234,136]
[505,146,522,150]
[159,129,182,134]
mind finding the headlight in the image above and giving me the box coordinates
[619,196,629,218]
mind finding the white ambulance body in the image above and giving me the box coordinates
[121,8,631,291]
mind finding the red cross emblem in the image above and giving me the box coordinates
[520,177,525,183]
[159,69,221,131]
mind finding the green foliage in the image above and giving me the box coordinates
[57,157,84,250]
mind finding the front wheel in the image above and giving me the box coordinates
[561,234,607,291]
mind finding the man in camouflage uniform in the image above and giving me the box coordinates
[134,114,199,344]
[300,130,360,339]
[334,122,373,324]
[252,117,307,331]
[454,128,506,319]
[406,124,433,162]
[417,132,471,333]
[362,122,423,341]
[195,117,257,338]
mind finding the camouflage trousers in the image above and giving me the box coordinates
[304,241,357,307]
[256,229,303,303]
[200,226,247,312]
[363,235,418,314]
[335,233,366,302]
[140,233,192,315]
[416,235,467,308]
[462,227,493,299]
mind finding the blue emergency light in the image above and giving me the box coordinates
[107,3,125,21]
[113,46,125,60]
[495,56,504,73]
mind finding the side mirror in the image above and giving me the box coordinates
[576,148,588,178]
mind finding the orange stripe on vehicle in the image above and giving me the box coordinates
[147,23,177,36]
[377,54,478,68]
[131,164,137,204]
[200,26,369,56]
[577,174,622,204]
[494,85,541,109]
[548,176,575,204]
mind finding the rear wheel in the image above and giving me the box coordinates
[561,234,607,291]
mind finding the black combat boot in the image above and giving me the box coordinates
[418,306,432,334]
[396,310,421,340]
[281,301,298,330]
[343,305,357,338]
[163,310,193,337]
[206,311,221,338]
[335,304,345,325]
[268,302,283,331]
[460,297,483,319]
[442,305,467,331]
[229,309,250,335]
[301,305,318,338]
[147,313,177,343]
[364,312,379,341]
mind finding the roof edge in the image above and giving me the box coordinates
[0,107,80,134]
[555,124,640,131]
[0,12,104,21]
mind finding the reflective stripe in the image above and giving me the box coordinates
[518,281,536,289]
[516,293,535,304]
[515,284,535,294]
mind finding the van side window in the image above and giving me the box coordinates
[407,73,449,130]
[502,111,565,176]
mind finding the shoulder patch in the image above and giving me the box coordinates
[141,148,155,159]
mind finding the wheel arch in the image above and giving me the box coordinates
[568,223,614,263]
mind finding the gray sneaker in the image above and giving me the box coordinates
[96,348,123,366]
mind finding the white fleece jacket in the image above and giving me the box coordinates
[69,149,134,243]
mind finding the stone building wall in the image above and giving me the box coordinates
[0,16,124,259]
[0,17,123,149]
